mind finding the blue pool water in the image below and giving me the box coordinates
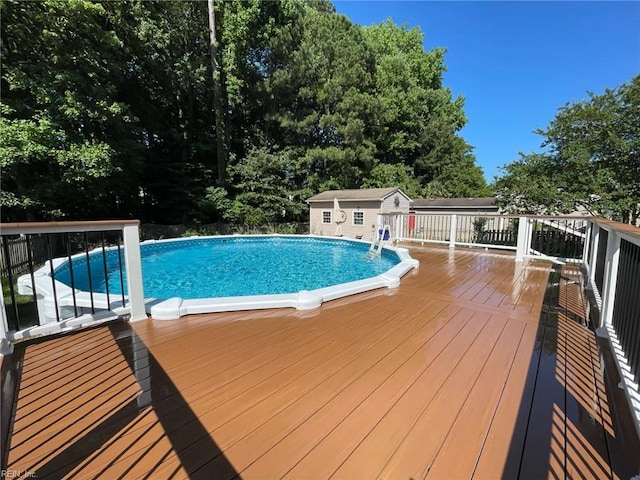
[54,236,400,299]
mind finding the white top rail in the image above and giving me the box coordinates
[0,220,140,235]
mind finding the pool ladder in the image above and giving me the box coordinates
[369,224,390,255]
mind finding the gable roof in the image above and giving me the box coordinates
[411,197,497,208]
[307,187,411,203]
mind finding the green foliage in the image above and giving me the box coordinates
[437,153,492,198]
[1,0,487,224]
[496,75,640,223]
[1,0,139,220]
[182,222,302,237]
[362,164,422,198]
[2,277,32,305]
[362,20,481,196]
[228,147,311,224]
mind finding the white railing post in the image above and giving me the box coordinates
[449,215,457,249]
[600,229,621,331]
[0,293,13,356]
[515,216,531,261]
[122,223,147,321]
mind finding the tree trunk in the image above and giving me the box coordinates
[207,0,226,187]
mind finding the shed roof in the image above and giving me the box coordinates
[307,187,409,203]
[411,197,497,208]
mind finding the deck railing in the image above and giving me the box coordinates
[585,219,640,434]
[392,213,588,263]
[388,213,517,251]
[0,221,146,354]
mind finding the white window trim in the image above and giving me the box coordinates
[322,210,332,224]
[352,210,365,226]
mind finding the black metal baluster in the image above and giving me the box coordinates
[573,220,581,259]
[620,242,633,358]
[547,221,555,256]
[1,236,20,330]
[613,240,627,347]
[628,242,640,385]
[622,241,635,377]
[65,233,79,318]
[594,229,608,295]
[46,234,61,323]
[531,220,537,254]
[558,220,565,257]
[101,232,111,309]
[633,242,640,388]
[84,232,95,314]
[586,224,593,265]
[618,241,640,385]
[567,220,575,259]
[25,235,41,325]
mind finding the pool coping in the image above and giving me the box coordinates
[147,234,419,319]
[18,234,420,321]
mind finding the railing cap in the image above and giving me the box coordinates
[0,220,140,235]
[593,217,640,242]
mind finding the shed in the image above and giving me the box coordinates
[307,187,412,239]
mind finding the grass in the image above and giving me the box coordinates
[2,276,39,329]
[2,276,33,305]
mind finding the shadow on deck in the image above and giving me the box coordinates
[504,265,640,480]
[2,322,238,478]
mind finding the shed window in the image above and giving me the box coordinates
[322,211,332,224]
[353,211,364,226]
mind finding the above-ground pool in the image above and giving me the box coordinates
[23,235,419,320]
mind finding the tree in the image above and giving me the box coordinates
[203,146,310,224]
[265,4,378,190]
[494,153,575,214]
[114,0,218,223]
[495,75,640,223]
[1,0,487,224]
[0,0,139,221]
[362,20,486,197]
[436,152,491,198]
[362,164,422,198]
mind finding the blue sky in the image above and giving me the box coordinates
[333,1,640,183]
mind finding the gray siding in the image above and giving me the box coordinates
[380,193,411,214]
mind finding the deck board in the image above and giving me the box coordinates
[250,306,474,479]
[280,307,478,479]
[424,317,527,479]
[470,320,542,479]
[3,244,636,479]
[377,315,509,479]
[227,305,462,476]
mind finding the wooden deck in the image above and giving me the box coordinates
[3,245,638,479]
